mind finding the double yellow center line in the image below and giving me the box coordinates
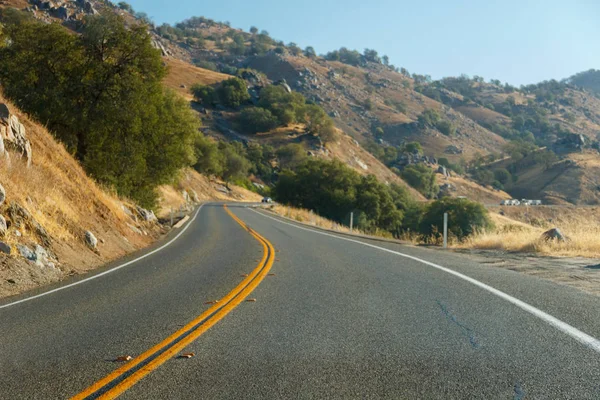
[72,205,275,399]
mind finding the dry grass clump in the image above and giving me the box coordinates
[268,205,352,233]
[456,212,600,258]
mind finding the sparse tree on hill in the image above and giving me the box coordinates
[250,26,258,34]
[304,46,316,58]
[382,55,389,66]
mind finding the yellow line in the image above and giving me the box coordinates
[72,205,275,400]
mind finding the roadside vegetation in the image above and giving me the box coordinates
[0,11,198,208]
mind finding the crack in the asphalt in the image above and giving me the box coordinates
[437,300,482,349]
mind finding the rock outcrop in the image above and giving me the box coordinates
[0,104,32,167]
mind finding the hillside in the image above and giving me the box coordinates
[4,0,600,209]
[0,90,258,299]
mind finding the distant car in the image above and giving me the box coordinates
[261,197,273,204]
[501,199,520,206]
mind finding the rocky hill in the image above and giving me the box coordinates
[5,0,600,205]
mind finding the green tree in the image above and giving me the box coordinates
[217,77,250,108]
[437,120,456,136]
[276,144,308,170]
[0,13,199,208]
[401,164,438,198]
[239,107,279,134]
[420,198,492,239]
[190,84,216,106]
[304,46,316,58]
[493,169,511,185]
[250,26,258,34]
[117,1,134,13]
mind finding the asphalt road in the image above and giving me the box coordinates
[1,203,600,399]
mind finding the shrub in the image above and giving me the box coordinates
[419,198,493,239]
[401,164,438,198]
[239,107,279,134]
[437,120,456,136]
[190,84,216,106]
[194,60,218,71]
[217,77,250,108]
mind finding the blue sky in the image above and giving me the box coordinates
[125,0,599,86]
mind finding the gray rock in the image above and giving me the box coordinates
[17,244,36,261]
[34,245,50,266]
[0,215,6,236]
[437,166,449,177]
[0,241,10,255]
[541,228,567,242]
[0,184,5,206]
[190,189,200,203]
[182,190,190,203]
[136,206,157,222]
[85,231,98,250]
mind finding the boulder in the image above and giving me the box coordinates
[54,5,70,20]
[541,228,567,242]
[136,206,157,222]
[0,241,10,255]
[85,231,98,250]
[0,184,5,206]
[437,166,449,177]
[182,190,190,203]
[34,245,50,266]
[0,215,6,236]
[275,79,292,94]
[17,244,36,261]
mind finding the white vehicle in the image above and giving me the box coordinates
[521,199,532,206]
[500,200,510,206]
[531,200,542,206]
[261,197,273,204]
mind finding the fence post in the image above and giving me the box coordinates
[443,212,448,249]
[350,212,354,232]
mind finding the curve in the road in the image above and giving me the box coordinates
[253,208,600,354]
[72,205,276,400]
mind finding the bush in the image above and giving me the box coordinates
[194,60,218,71]
[239,107,279,134]
[217,77,250,108]
[437,120,456,136]
[401,164,438,198]
[190,84,216,106]
[419,198,493,239]
[276,144,307,170]
[418,109,441,126]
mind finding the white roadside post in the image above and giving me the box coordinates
[443,212,448,249]
[350,212,354,232]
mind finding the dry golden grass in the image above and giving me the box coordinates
[268,205,354,233]
[456,211,600,258]
[0,99,134,246]
[163,57,231,99]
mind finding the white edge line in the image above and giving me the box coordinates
[0,205,206,310]
[252,208,600,354]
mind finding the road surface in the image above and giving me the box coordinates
[1,203,599,399]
